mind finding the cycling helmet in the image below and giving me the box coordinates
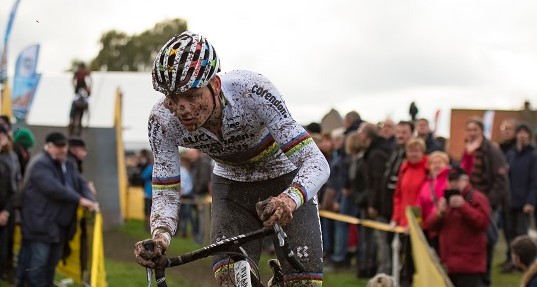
[152,31,221,95]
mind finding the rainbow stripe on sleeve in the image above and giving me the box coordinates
[211,134,281,166]
[280,132,314,157]
[248,134,280,163]
[152,175,180,191]
[288,183,307,206]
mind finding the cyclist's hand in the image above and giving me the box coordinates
[134,233,169,269]
[256,194,296,227]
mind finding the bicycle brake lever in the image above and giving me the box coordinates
[273,224,306,272]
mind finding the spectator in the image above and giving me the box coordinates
[315,132,337,258]
[391,137,428,287]
[67,138,96,196]
[503,123,537,273]
[16,132,99,286]
[0,124,20,283]
[392,138,427,230]
[66,137,94,282]
[344,111,362,135]
[68,88,89,137]
[139,151,153,232]
[418,151,450,251]
[460,117,509,286]
[188,148,213,243]
[327,130,362,270]
[356,122,391,277]
[409,102,419,122]
[0,116,12,139]
[67,137,87,173]
[305,122,322,135]
[415,118,443,154]
[499,118,518,155]
[72,62,92,96]
[177,149,195,238]
[322,128,348,262]
[370,120,414,275]
[498,117,519,271]
[435,136,448,153]
[426,166,490,287]
[378,119,396,150]
[12,128,35,176]
[0,126,15,282]
[511,235,537,286]
[128,149,151,187]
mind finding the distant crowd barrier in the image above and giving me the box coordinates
[318,210,406,233]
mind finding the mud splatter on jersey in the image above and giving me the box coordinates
[148,70,330,239]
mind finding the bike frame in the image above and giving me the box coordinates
[144,224,305,287]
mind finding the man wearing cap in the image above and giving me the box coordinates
[66,136,96,281]
[425,167,491,287]
[68,137,87,174]
[67,137,96,195]
[505,123,537,247]
[16,132,99,287]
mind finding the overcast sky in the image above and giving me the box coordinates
[2,0,537,137]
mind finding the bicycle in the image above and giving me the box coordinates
[142,224,305,287]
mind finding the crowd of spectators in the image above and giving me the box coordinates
[0,114,99,286]
[308,110,537,287]
[127,147,213,244]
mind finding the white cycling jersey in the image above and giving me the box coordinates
[148,70,330,239]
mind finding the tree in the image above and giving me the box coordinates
[89,18,188,71]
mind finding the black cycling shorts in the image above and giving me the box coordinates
[210,171,323,284]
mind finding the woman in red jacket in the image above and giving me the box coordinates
[391,138,429,228]
[391,137,428,287]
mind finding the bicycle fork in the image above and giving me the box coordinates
[267,259,284,287]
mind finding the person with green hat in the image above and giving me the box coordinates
[12,128,35,177]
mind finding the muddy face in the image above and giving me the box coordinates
[164,87,214,132]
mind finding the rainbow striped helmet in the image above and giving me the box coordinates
[152,31,220,95]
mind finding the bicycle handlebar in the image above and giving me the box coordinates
[145,224,305,287]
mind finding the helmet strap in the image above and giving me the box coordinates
[202,83,223,136]
[207,83,219,117]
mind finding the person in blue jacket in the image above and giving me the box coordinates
[506,123,537,242]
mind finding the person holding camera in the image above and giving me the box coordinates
[425,166,491,287]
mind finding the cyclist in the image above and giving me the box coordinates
[134,31,330,286]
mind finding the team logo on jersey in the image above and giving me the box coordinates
[183,133,211,144]
[251,85,288,118]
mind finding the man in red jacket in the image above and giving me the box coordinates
[426,166,491,287]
